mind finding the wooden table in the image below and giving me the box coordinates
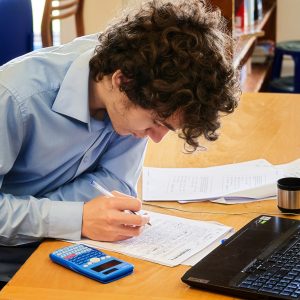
[1,93,300,300]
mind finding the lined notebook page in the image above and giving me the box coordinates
[73,211,232,267]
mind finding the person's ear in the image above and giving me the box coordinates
[111,69,129,90]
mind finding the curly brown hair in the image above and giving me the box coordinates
[89,0,240,152]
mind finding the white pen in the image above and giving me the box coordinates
[90,180,114,197]
[90,180,151,225]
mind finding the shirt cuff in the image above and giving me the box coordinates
[48,201,84,240]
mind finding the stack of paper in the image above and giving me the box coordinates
[142,159,300,204]
[73,211,233,267]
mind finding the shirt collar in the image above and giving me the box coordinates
[52,48,105,132]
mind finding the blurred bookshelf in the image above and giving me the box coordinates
[210,0,277,92]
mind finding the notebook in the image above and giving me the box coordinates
[182,215,300,300]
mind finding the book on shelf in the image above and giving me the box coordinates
[234,0,264,37]
[254,0,263,21]
[246,0,255,28]
[235,0,248,30]
[251,40,275,64]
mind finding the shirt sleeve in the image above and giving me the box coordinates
[44,134,148,202]
[0,85,83,246]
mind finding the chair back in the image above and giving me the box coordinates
[41,0,84,47]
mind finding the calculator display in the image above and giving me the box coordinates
[91,260,121,272]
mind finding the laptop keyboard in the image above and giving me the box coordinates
[238,230,300,299]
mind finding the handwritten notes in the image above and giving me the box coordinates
[74,211,233,267]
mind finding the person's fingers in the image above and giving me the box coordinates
[114,235,134,241]
[116,223,145,237]
[111,191,135,198]
[107,210,150,227]
[82,194,150,242]
[107,196,143,212]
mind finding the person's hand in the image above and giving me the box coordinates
[81,191,150,242]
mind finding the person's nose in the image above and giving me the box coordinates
[147,126,169,143]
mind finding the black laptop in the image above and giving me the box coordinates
[182,215,300,300]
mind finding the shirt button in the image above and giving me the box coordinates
[83,156,89,163]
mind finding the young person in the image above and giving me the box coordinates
[0,0,240,286]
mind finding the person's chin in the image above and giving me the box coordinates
[114,128,132,136]
[119,131,140,139]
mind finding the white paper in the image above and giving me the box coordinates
[276,159,300,177]
[209,184,277,204]
[182,229,235,266]
[211,159,300,204]
[70,211,232,267]
[143,159,283,202]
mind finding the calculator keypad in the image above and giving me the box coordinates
[53,245,110,267]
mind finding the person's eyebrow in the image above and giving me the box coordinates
[153,118,176,131]
[161,121,175,131]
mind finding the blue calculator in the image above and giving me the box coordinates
[49,244,134,283]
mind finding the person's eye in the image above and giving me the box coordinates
[153,120,160,127]
[153,119,164,127]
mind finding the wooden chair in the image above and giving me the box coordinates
[41,0,84,47]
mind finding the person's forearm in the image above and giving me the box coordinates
[0,193,83,246]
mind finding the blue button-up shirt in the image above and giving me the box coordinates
[0,34,148,248]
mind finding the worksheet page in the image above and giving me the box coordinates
[74,211,233,267]
[188,159,300,204]
[143,159,282,201]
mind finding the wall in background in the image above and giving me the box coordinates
[276,0,300,75]
[61,0,127,43]
[277,0,300,42]
[85,0,125,34]
[61,0,300,45]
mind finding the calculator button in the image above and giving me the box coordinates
[95,252,104,258]
[77,259,85,265]
[90,257,101,263]
[64,254,76,260]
